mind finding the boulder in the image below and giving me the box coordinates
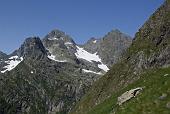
[117,87,143,105]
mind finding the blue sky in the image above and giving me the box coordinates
[0,0,164,54]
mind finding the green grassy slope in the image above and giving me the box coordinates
[87,67,170,114]
[70,0,170,114]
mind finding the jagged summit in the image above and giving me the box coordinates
[45,29,65,38]
[103,29,131,41]
[86,37,98,43]
[43,29,77,63]
[83,29,132,67]
[16,37,47,59]
[0,37,47,73]
[44,29,75,44]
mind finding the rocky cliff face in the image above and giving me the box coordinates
[70,1,170,114]
[17,37,47,59]
[126,0,170,74]
[82,37,100,53]
[82,29,132,67]
[98,29,131,67]
[42,29,77,64]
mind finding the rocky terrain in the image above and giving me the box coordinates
[82,29,131,67]
[70,1,170,114]
[1,1,168,114]
[0,27,131,113]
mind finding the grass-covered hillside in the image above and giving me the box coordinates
[70,0,170,114]
[85,67,170,114]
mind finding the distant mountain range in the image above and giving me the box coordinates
[0,28,131,113]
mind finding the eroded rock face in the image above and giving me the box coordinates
[128,0,170,73]
[131,46,170,74]
[117,87,143,105]
[42,29,77,64]
[82,29,132,67]
[17,37,47,59]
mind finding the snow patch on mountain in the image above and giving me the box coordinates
[47,54,56,61]
[82,69,103,75]
[65,42,73,45]
[98,64,109,72]
[48,37,59,40]
[75,46,101,62]
[1,56,23,73]
[65,42,74,49]
[47,50,67,62]
[75,46,109,72]
[93,40,97,43]
[47,54,67,62]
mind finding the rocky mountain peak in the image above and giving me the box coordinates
[44,29,75,44]
[45,29,65,40]
[42,29,78,63]
[82,37,99,54]
[48,29,65,36]
[16,37,47,59]
[109,29,121,34]
[82,29,132,67]
[86,37,98,44]
[103,29,131,41]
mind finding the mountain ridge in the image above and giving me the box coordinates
[0,28,132,114]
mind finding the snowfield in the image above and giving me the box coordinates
[75,46,109,72]
[48,37,59,40]
[93,40,97,43]
[65,42,73,45]
[98,63,109,72]
[82,69,102,75]
[47,49,67,62]
[1,56,23,73]
[75,46,101,62]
